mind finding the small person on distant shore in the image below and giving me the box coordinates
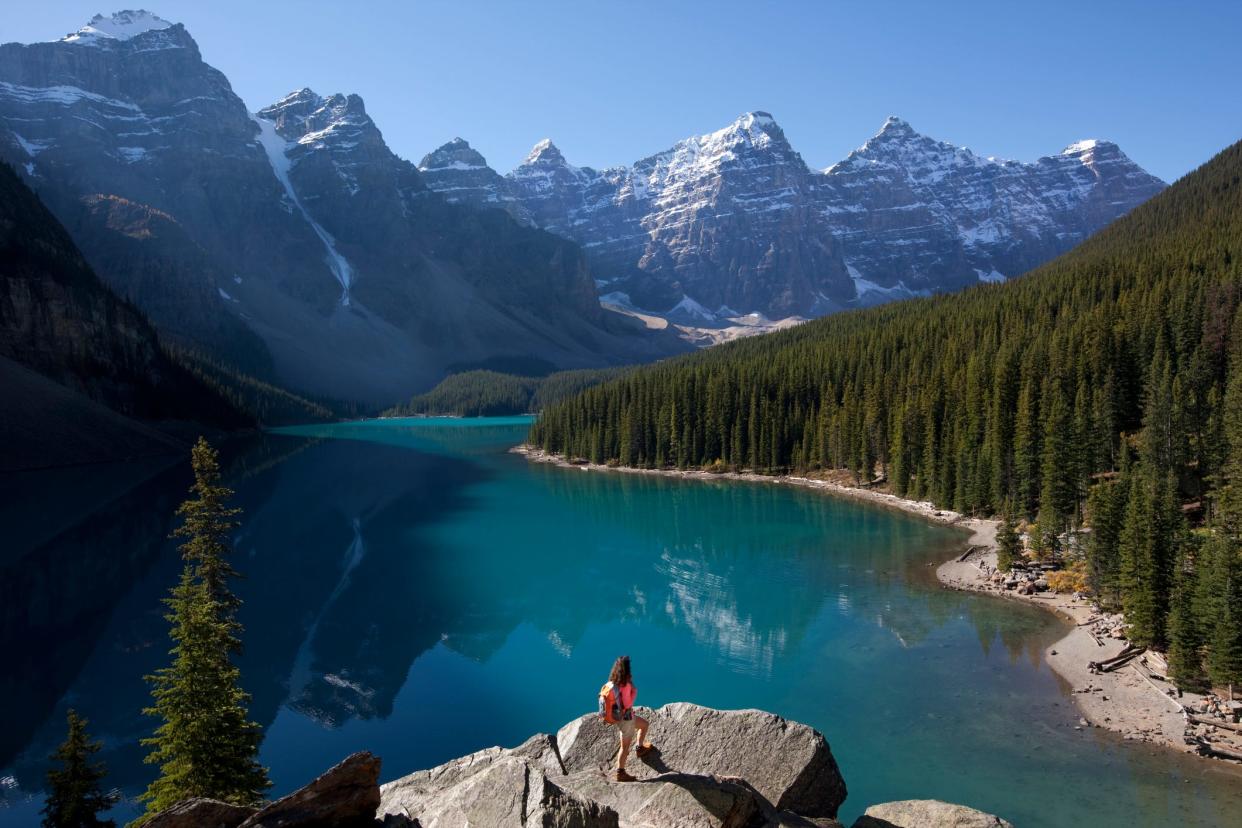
[599,655,654,781]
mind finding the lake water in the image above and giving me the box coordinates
[2,418,1240,826]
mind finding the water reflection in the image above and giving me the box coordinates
[2,422,1240,828]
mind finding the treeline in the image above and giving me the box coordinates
[170,347,356,426]
[531,140,1242,691]
[385,366,631,417]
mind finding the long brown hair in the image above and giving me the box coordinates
[609,655,632,686]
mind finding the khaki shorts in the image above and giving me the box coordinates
[613,717,637,740]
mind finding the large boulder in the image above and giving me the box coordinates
[239,752,381,827]
[556,703,847,820]
[145,798,256,828]
[379,734,610,827]
[380,704,847,827]
[852,800,1014,828]
[383,753,616,828]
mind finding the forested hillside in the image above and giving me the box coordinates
[385,367,631,417]
[532,141,1242,689]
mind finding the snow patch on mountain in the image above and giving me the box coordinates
[60,10,173,45]
[251,113,354,305]
[667,295,719,322]
[11,133,49,157]
[0,80,141,112]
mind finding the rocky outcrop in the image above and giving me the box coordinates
[145,752,383,828]
[142,706,1016,828]
[380,703,847,827]
[239,752,381,827]
[852,800,1014,828]
[145,798,257,828]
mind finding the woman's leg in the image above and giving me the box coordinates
[634,715,651,748]
[617,727,633,770]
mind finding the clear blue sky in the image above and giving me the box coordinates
[8,1,1240,182]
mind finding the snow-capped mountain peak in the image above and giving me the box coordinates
[1062,138,1100,155]
[524,138,568,166]
[875,115,916,137]
[419,138,490,171]
[415,112,1164,325]
[60,10,173,45]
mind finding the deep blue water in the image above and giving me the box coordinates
[2,418,1240,826]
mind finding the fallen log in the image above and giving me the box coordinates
[956,545,981,563]
[1089,645,1144,673]
[1188,714,1242,734]
[1196,738,1242,762]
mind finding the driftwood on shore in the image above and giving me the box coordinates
[955,545,982,563]
[1195,738,1242,762]
[1089,644,1145,673]
[1189,714,1242,734]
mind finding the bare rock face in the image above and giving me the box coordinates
[239,751,381,828]
[421,114,1164,323]
[380,703,847,827]
[145,798,256,828]
[852,800,1015,828]
[0,12,686,405]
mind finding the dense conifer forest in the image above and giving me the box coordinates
[385,366,631,417]
[532,141,1242,689]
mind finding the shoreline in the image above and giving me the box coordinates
[515,445,1242,765]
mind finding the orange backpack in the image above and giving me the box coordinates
[598,681,619,724]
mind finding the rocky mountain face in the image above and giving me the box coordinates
[0,12,684,405]
[422,114,1165,322]
[0,160,245,470]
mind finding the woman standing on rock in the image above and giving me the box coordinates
[600,655,654,781]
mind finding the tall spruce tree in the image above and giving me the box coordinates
[136,439,269,823]
[41,710,116,828]
[1205,536,1242,700]
[1167,551,1209,693]
[995,507,1021,573]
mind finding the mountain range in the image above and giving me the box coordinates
[0,11,684,405]
[0,10,1166,407]
[420,113,1166,323]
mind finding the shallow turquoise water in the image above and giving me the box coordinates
[2,417,1240,826]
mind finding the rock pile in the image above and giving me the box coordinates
[144,704,1017,827]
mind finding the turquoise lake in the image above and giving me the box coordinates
[2,417,1241,826]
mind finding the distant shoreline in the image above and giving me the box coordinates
[514,445,1238,766]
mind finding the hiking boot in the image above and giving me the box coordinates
[636,743,656,758]
[614,768,637,782]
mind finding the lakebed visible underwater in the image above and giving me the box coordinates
[2,417,1240,826]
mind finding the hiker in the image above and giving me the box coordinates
[599,654,654,781]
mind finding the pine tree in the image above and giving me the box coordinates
[995,508,1021,573]
[137,438,270,823]
[1167,551,1208,693]
[1205,536,1242,700]
[41,710,116,828]
[1085,471,1129,610]
[1038,377,1078,533]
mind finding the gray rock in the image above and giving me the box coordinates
[381,703,846,827]
[381,749,616,828]
[239,751,380,828]
[852,799,1014,828]
[556,703,846,819]
[145,798,256,828]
